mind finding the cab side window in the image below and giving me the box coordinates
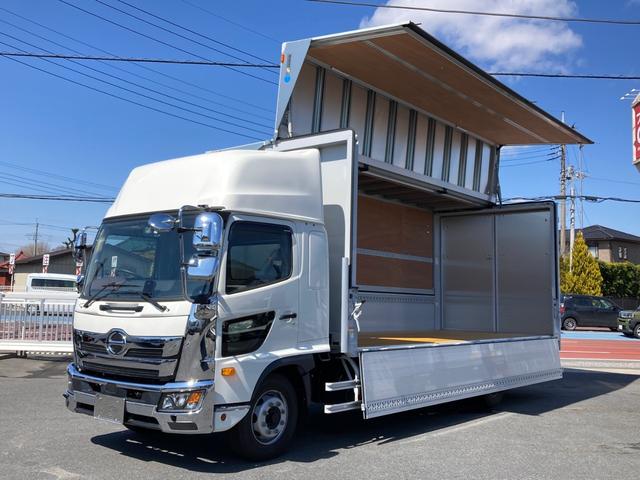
[225,222,293,294]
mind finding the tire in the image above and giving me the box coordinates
[478,392,504,409]
[634,324,640,339]
[562,317,577,331]
[228,374,298,461]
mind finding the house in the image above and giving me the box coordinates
[11,247,90,291]
[568,225,640,264]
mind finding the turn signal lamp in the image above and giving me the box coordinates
[221,367,236,377]
[158,390,205,412]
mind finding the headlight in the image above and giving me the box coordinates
[158,390,205,412]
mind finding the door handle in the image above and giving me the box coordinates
[279,312,297,321]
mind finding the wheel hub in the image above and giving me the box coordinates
[251,390,288,445]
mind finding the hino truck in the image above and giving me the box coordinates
[64,23,591,460]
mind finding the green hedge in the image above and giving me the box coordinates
[598,261,640,298]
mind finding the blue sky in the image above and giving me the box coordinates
[0,0,639,253]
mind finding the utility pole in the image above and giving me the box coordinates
[33,219,39,257]
[559,111,567,257]
[568,166,576,271]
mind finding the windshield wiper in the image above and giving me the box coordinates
[136,292,167,312]
[82,282,136,308]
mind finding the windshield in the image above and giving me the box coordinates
[82,214,214,302]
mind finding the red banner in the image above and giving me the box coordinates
[633,101,640,164]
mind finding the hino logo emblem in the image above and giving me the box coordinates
[106,330,128,356]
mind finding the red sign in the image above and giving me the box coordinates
[633,100,640,164]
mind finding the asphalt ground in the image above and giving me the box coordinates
[1,356,639,480]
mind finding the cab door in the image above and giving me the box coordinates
[213,215,300,404]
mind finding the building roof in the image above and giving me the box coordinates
[276,23,591,146]
[14,248,74,265]
[579,225,640,243]
[106,149,324,223]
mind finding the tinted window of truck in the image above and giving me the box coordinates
[226,222,292,294]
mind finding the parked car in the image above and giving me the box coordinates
[618,308,640,338]
[560,295,622,330]
[26,273,77,293]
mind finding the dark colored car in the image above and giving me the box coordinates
[560,295,622,331]
[618,309,640,338]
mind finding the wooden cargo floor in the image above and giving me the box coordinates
[359,330,531,348]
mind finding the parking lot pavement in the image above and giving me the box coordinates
[1,357,639,480]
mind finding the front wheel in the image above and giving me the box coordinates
[634,324,640,339]
[562,317,577,331]
[228,374,298,461]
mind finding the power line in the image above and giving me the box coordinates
[0,52,260,139]
[307,0,640,25]
[501,156,561,167]
[0,22,272,131]
[0,22,271,132]
[500,150,560,162]
[0,51,279,67]
[0,172,109,197]
[505,195,640,204]
[114,0,276,67]
[0,34,270,136]
[587,176,640,186]
[490,73,640,80]
[10,50,640,81]
[0,5,274,115]
[0,160,117,192]
[56,0,276,85]
[178,0,281,44]
[0,193,114,203]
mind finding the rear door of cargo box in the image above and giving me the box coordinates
[439,201,560,337]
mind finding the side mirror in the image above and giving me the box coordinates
[73,231,87,263]
[187,212,223,281]
[192,212,223,251]
[148,213,177,233]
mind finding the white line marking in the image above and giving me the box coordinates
[561,351,611,354]
[395,411,514,445]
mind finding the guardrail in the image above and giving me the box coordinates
[0,292,77,354]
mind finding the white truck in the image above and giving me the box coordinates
[64,23,591,460]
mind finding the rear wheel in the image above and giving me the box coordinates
[478,392,504,409]
[634,324,640,339]
[228,374,298,461]
[562,317,577,331]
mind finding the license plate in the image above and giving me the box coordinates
[94,394,125,424]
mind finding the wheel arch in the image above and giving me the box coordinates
[253,355,316,409]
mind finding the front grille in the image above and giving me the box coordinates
[126,347,165,358]
[82,361,162,381]
[75,330,183,383]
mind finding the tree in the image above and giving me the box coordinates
[15,242,51,258]
[560,232,602,296]
[599,261,640,298]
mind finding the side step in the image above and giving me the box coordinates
[324,401,361,414]
[324,379,359,392]
[324,379,361,413]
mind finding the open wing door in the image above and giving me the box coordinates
[268,130,357,353]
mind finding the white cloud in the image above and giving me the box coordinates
[360,0,583,72]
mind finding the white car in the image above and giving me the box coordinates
[26,273,78,293]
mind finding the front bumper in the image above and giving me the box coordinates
[617,318,635,334]
[64,363,216,434]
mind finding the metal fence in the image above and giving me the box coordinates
[0,292,77,354]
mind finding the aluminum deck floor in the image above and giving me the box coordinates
[358,330,531,348]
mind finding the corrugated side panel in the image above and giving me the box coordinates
[285,66,498,199]
[360,337,562,418]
